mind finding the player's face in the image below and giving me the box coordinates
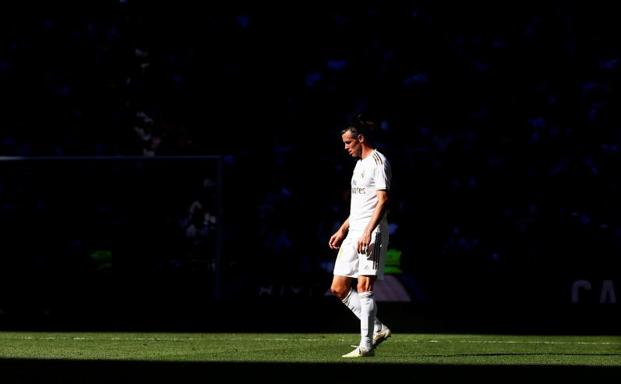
[342,131,362,158]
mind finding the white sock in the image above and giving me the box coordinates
[341,288,383,333]
[358,291,376,351]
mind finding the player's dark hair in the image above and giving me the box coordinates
[342,113,378,143]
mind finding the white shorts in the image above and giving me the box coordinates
[333,229,388,280]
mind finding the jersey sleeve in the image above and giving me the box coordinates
[374,158,391,191]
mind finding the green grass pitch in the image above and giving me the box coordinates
[1,332,620,382]
[1,331,619,365]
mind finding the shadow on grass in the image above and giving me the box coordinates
[1,359,620,383]
[422,352,621,358]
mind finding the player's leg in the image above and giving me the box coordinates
[331,234,358,302]
[332,232,384,332]
[356,275,376,353]
[333,233,377,357]
[359,230,391,349]
[341,287,385,334]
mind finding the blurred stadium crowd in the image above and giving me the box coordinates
[1,2,620,320]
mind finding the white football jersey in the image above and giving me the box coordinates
[348,149,391,232]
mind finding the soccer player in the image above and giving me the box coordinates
[328,115,393,358]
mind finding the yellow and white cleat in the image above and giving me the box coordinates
[373,325,392,348]
[341,347,375,358]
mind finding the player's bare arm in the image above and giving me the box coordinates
[357,190,389,253]
[329,218,350,249]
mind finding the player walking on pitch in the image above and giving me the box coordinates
[328,115,393,358]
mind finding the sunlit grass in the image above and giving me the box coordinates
[0,332,619,366]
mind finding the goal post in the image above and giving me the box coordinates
[0,155,225,317]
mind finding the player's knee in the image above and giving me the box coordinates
[357,281,374,293]
[330,285,348,299]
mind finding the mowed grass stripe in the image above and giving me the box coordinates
[0,332,619,365]
[3,333,620,345]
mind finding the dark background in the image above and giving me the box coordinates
[0,1,620,334]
